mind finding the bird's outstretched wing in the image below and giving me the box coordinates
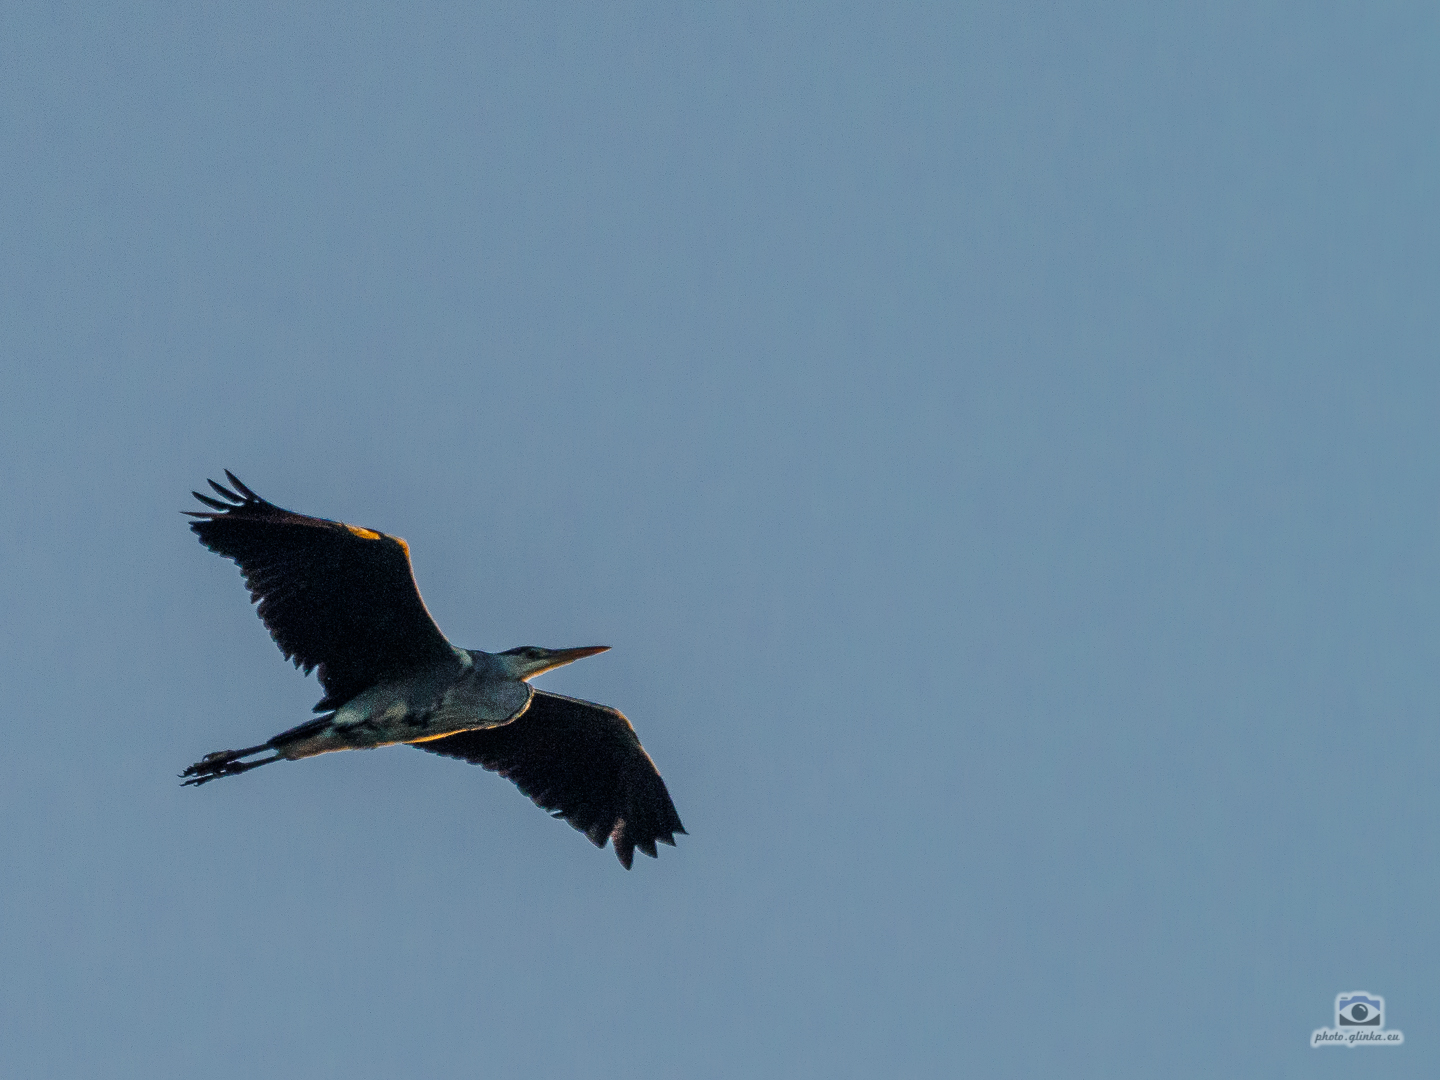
[186,471,455,711]
[415,690,686,868]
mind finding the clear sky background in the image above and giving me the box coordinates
[2,4,1436,1077]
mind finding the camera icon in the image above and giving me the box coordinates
[1337,995,1383,1027]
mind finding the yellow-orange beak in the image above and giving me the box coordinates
[527,645,611,678]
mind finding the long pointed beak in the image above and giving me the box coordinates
[553,645,611,664]
[530,645,610,678]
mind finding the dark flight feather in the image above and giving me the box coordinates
[415,690,686,868]
[186,473,454,711]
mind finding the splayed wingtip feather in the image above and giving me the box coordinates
[224,470,258,499]
[207,478,242,502]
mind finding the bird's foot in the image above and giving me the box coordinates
[180,746,280,786]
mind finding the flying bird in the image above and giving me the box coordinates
[181,471,684,868]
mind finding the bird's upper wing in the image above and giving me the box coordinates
[415,689,686,868]
[186,471,455,711]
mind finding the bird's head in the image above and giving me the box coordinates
[497,644,611,680]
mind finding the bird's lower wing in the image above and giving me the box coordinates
[415,690,685,868]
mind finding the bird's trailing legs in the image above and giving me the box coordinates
[181,715,335,785]
[181,744,284,786]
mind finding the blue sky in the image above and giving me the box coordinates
[2,4,1437,1076]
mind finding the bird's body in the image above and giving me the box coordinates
[181,472,684,868]
[271,647,530,759]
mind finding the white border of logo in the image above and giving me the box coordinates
[1312,991,1403,1048]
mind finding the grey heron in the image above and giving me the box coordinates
[181,472,685,869]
